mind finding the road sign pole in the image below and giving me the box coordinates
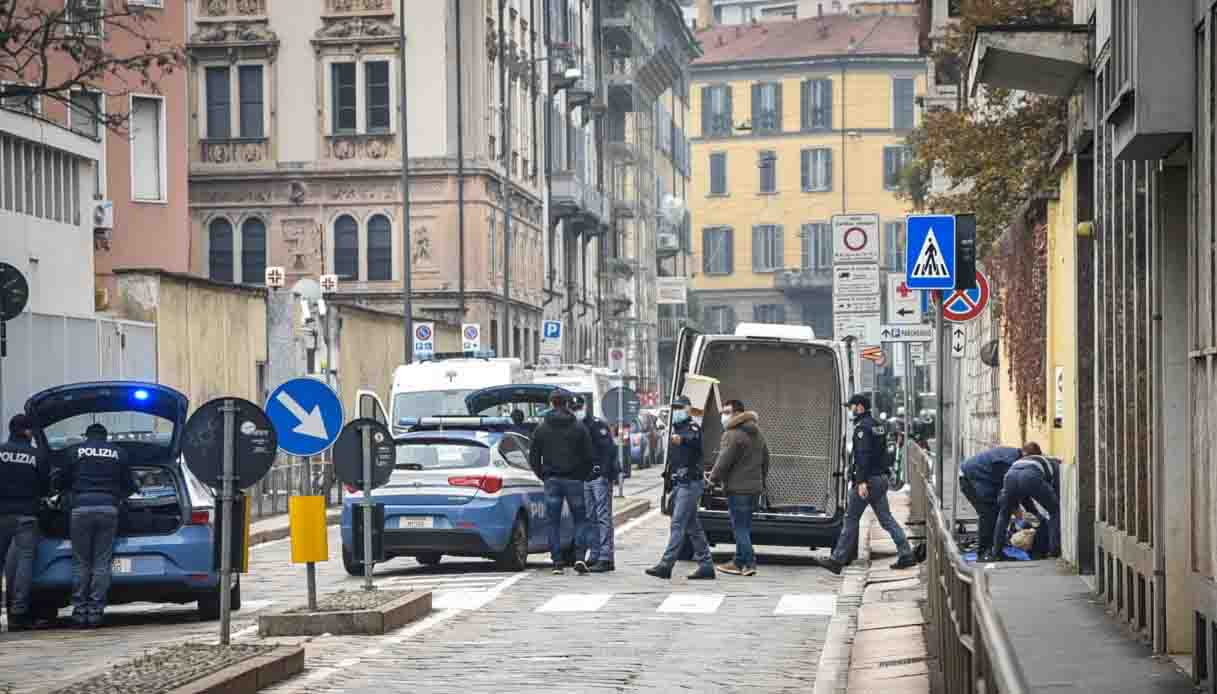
[617,386,625,498]
[933,294,944,506]
[306,561,318,611]
[950,342,964,533]
[219,399,236,645]
[361,423,375,592]
[0,320,6,423]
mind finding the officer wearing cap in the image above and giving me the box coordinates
[571,395,617,573]
[818,394,915,574]
[646,395,715,581]
[0,414,50,631]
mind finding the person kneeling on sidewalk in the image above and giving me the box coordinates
[646,396,715,581]
[820,395,916,575]
[709,399,769,577]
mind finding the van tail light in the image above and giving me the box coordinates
[188,509,212,526]
[447,475,503,494]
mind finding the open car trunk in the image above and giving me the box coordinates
[696,338,843,516]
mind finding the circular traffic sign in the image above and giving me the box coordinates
[416,324,433,341]
[266,378,345,457]
[942,271,990,323]
[843,227,868,252]
[602,387,641,425]
[463,325,478,340]
[333,418,396,491]
[183,398,278,490]
[0,262,30,321]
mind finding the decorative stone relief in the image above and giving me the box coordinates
[326,0,388,13]
[413,227,433,264]
[201,139,269,165]
[206,0,227,16]
[288,181,307,204]
[486,19,498,62]
[316,17,395,40]
[326,134,397,161]
[282,218,323,275]
[195,187,273,204]
[190,23,277,44]
[234,0,265,14]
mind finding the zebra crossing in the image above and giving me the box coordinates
[528,591,837,616]
[379,571,520,611]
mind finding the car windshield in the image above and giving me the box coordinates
[396,441,491,470]
[393,390,475,420]
[42,411,175,451]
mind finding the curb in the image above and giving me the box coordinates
[172,645,304,694]
[612,497,652,527]
[258,591,432,638]
[813,507,876,694]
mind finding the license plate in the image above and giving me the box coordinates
[111,558,133,574]
[396,516,433,529]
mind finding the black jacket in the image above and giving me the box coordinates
[584,415,618,481]
[0,436,50,516]
[849,412,888,482]
[528,410,595,481]
[63,438,137,509]
[666,418,703,481]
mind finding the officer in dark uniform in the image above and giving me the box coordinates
[0,414,50,631]
[820,394,915,574]
[572,396,617,573]
[646,396,715,580]
[62,423,137,627]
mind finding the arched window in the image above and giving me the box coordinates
[367,214,392,281]
[209,218,234,282]
[334,214,359,279]
[241,218,266,285]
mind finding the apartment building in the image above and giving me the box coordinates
[688,12,924,340]
[684,0,918,28]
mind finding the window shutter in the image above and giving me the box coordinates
[776,225,784,271]
[884,147,895,186]
[725,228,734,273]
[205,67,231,139]
[801,150,810,191]
[824,149,833,191]
[822,80,833,129]
[753,304,762,321]
[724,87,733,134]
[239,65,264,138]
[776,304,787,324]
[773,82,783,132]
[701,86,711,136]
[751,83,760,131]
[800,81,810,130]
[752,226,763,272]
[703,229,715,273]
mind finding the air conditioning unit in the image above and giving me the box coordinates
[92,199,114,230]
[657,232,680,251]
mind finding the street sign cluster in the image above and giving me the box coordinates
[831,214,881,346]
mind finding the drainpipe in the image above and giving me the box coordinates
[498,0,514,356]
[542,0,557,307]
[840,62,847,214]
[579,234,590,318]
[455,0,466,320]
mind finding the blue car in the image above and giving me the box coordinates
[19,382,237,621]
[340,384,575,573]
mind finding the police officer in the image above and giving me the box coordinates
[960,443,1042,558]
[528,390,594,575]
[1,414,50,631]
[646,396,715,581]
[571,396,617,573]
[819,394,915,574]
[62,423,137,627]
[988,449,1060,561]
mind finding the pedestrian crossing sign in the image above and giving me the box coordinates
[905,215,956,290]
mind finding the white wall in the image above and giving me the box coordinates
[269,0,322,162]
[403,0,448,159]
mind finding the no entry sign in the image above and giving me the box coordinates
[942,271,990,323]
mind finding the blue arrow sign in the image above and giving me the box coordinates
[266,378,344,457]
[906,215,956,290]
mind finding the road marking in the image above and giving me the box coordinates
[536,593,613,613]
[615,507,661,538]
[656,593,724,614]
[431,590,497,611]
[774,594,837,616]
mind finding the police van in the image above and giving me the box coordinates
[523,363,619,419]
[389,354,523,434]
[667,323,854,552]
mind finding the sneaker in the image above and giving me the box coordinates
[86,614,104,628]
[551,563,567,575]
[645,564,672,580]
[574,560,590,575]
[818,558,844,575]
[687,564,716,580]
[589,560,615,573]
[716,562,744,576]
[891,555,917,570]
[70,613,89,629]
[742,566,758,577]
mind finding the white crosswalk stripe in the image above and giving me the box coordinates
[381,573,519,611]
[774,593,837,616]
[525,592,842,616]
[656,593,724,614]
[536,593,613,613]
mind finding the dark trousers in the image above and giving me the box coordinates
[993,469,1059,556]
[544,478,588,564]
[0,514,39,618]
[70,506,119,616]
[727,494,758,569]
[831,475,912,564]
[959,476,998,555]
[659,480,712,568]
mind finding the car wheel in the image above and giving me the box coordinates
[495,516,529,572]
[415,553,443,567]
[30,600,60,622]
[342,546,367,577]
[197,582,240,621]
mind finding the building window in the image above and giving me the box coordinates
[754,304,786,324]
[241,218,266,284]
[801,79,832,131]
[130,96,164,202]
[883,146,911,190]
[801,223,832,270]
[947,0,962,17]
[800,148,832,192]
[238,65,264,138]
[883,221,906,270]
[334,214,359,279]
[1,83,41,115]
[702,227,734,275]
[704,305,735,333]
[752,224,783,272]
[709,152,727,195]
[893,78,916,130]
[367,214,392,281]
[209,218,234,282]
[751,82,781,133]
[758,150,776,193]
[204,67,230,139]
[701,85,733,137]
[206,64,265,139]
[69,90,101,139]
[331,63,358,134]
[365,62,391,133]
[66,0,103,36]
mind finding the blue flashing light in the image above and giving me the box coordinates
[133,389,150,402]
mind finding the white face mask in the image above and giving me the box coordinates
[721,412,733,428]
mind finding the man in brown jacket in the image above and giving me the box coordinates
[709,399,769,576]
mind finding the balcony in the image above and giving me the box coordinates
[606,55,636,112]
[656,227,681,258]
[966,25,1088,99]
[548,44,578,94]
[604,0,655,56]
[567,62,596,109]
[774,267,833,293]
[549,171,608,229]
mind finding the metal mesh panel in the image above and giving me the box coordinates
[697,340,841,512]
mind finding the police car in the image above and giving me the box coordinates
[340,384,576,573]
[20,382,236,621]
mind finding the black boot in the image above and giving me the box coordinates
[818,558,844,575]
[891,555,917,570]
[645,564,672,580]
[687,564,716,580]
[590,560,614,573]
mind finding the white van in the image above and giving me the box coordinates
[668,322,855,552]
[524,364,620,419]
[389,357,523,433]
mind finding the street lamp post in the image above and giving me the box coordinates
[399,0,413,362]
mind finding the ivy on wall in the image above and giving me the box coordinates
[991,213,1048,435]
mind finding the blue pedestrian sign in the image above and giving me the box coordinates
[543,320,562,340]
[905,215,956,290]
[266,378,344,457]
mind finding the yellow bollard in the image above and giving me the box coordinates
[289,495,328,611]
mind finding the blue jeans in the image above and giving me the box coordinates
[583,477,614,562]
[544,478,587,564]
[727,494,758,569]
[1,515,39,617]
[993,469,1059,556]
[70,506,119,616]
[660,480,712,568]
[831,476,912,564]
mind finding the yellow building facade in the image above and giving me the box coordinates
[688,15,925,338]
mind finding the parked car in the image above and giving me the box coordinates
[19,382,237,621]
[340,384,576,574]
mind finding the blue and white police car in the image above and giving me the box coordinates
[340,384,575,573]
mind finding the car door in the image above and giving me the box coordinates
[357,389,389,426]
[661,327,701,505]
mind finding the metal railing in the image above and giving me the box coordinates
[246,457,343,520]
[907,444,1030,694]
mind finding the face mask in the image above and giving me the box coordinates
[720,413,732,428]
[672,410,689,425]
